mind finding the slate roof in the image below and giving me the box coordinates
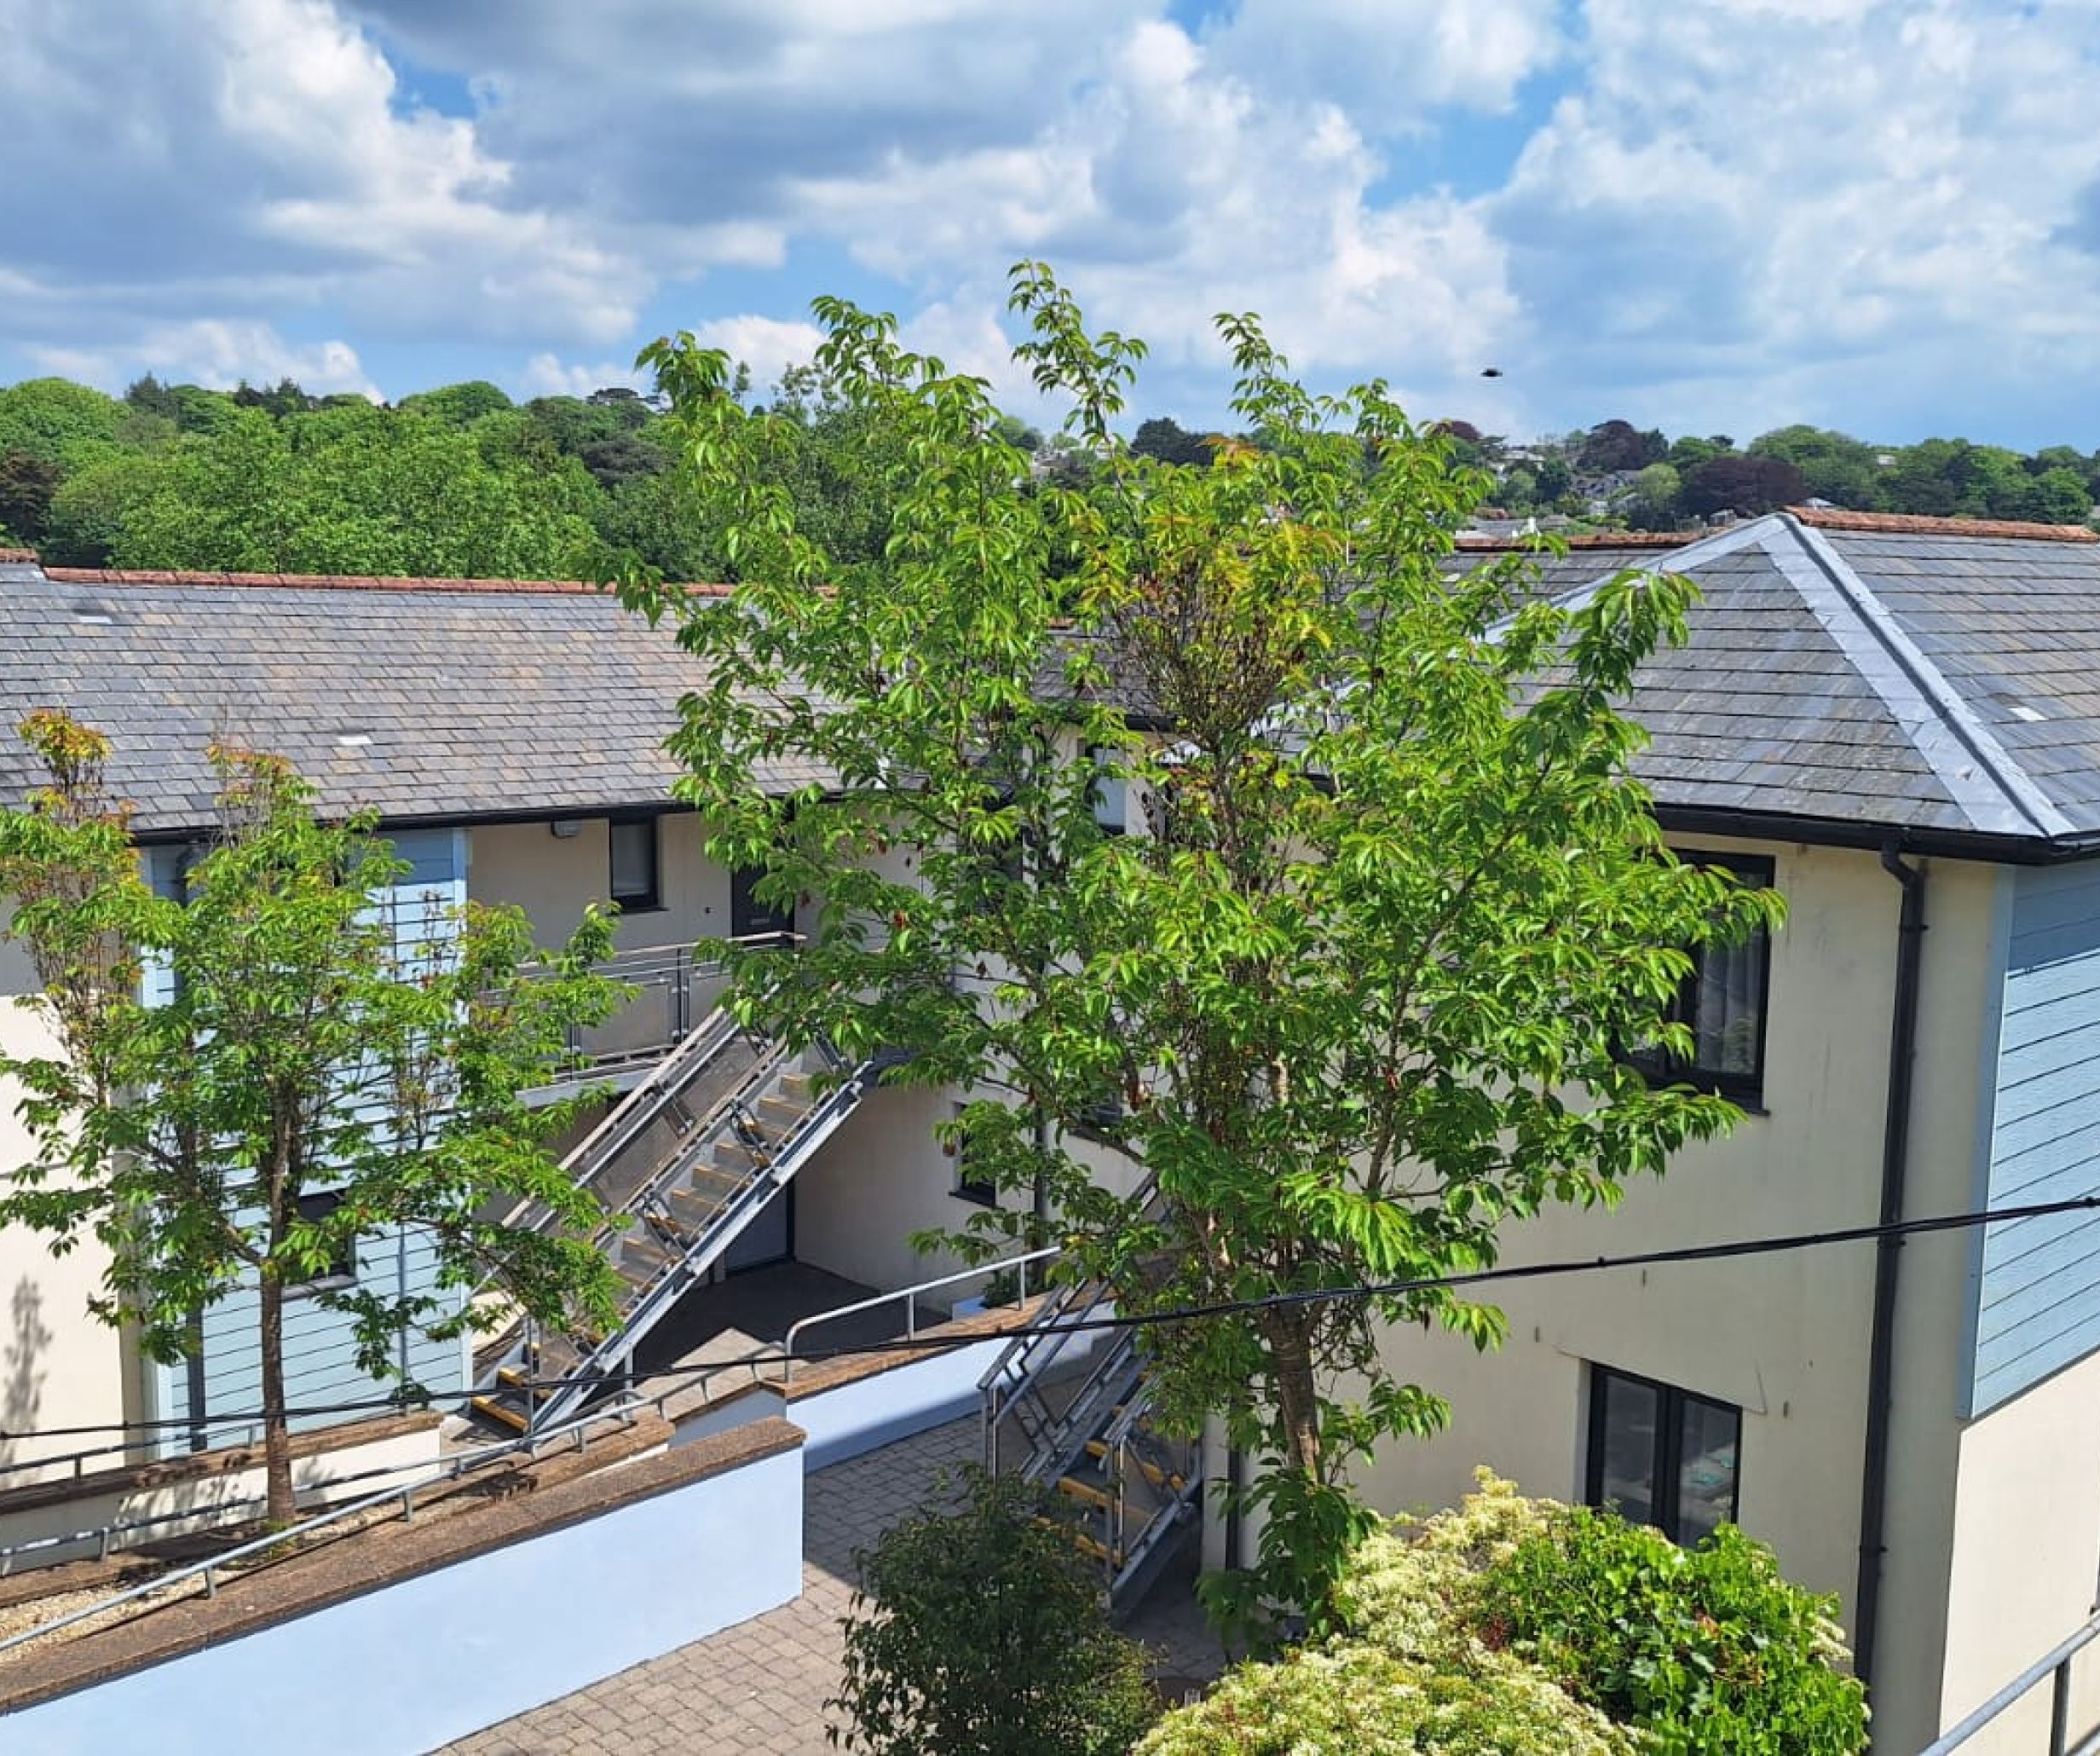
[7,511,2100,852]
[0,565,825,835]
[1532,511,2100,846]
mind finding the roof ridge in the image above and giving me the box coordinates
[1771,515,2075,840]
[1456,531,1688,552]
[1789,505,2099,543]
[36,567,732,598]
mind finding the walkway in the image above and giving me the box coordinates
[439,1416,1226,1755]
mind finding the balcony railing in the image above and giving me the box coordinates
[526,931,799,1096]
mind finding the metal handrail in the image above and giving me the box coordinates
[530,1042,870,1430]
[782,1247,1061,1383]
[0,1390,659,1660]
[1923,1609,2100,1755]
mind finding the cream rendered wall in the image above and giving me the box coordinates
[465,815,733,954]
[0,921,133,1484]
[1938,1345,2100,1749]
[1345,839,2001,1753]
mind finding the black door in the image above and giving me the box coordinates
[730,865,795,943]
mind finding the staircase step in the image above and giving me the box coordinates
[1083,1441,1186,1494]
[714,1140,769,1173]
[755,1096,806,1129]
[471,1394,531,1434]
[1057,1476,1114,1513]
[494,1366,551,1401]
[1036,1516,1119,1567]
[776,1072,813,1101]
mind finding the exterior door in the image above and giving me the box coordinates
[730,864,794,943]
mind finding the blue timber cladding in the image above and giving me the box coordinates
[150,829,472,1450]
[1967,858,2100,1415]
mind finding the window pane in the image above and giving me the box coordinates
[1676,1395,1741,1545]
[1692,931,1765,1080]
[610,820,656,903]
[1595,1373,1659,1528]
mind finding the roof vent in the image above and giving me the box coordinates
[72,602,113,626]
[2006,705,2045,725]
[336,731,374,748]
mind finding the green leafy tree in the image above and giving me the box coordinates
[828,1465,1159,1756]
[626,265,1781,1638]
[1746,425,1884,509]
[1131,415,1216,466]
[396,380,515,428]
[1615,460,1684,529]
[0,449,61,544]
[0,715,625,1522]
[0,378,124,465]
[2030,465,2092,524]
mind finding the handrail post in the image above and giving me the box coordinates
[2051,1658,2071,1756]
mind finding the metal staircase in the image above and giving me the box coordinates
[472,1008,880,1435]
[979,1179,1203,1612]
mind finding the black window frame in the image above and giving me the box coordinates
[1626,850,1774,1107]
[286,1189,359,1299]
[1584,1363,1741,1545]
[608,815,663,915]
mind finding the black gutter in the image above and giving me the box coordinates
[1854,840,1927,1702]
[1653,804,2100,869]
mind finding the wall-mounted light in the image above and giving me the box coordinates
[550,819,584,840]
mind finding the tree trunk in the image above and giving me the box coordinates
[257,1266,295,1526]
[1262,1306,1324,1484]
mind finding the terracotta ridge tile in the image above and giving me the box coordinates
[36,567,736,596]
[0,546,38,564]
[1788,505,2100,543]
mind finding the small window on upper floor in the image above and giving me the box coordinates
[609,817,662,915]
[950,1103,997,1207]
[286,1189,358,1298]
[1089,746,1129,836]
[1586,1363,1741,1547]
[1626,852,1773,1106]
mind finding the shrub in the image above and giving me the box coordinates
[1136,1643,1634,1755]
[1147,1473,1865,1756]
[828,1464,1160,1756]
[1472,1508,1866,1753]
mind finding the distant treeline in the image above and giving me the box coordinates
[0,377,2091,581]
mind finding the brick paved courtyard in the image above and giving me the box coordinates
[439,1417,1226,1754]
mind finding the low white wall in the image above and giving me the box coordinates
[790,1333,1012,1470]
[0,1435,805,1756]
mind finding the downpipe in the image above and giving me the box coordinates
[1855,840,1926,1705]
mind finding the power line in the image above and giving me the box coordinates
[3,1186,2095,1450]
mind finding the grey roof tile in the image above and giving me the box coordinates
[0,574,814,833]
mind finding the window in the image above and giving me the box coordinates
[1090,746,1129,836]
[1585,1364,1740,1545]
[950,1104,996,1207]
[286,1190,358,1297]
[1627,852,1772,1105]
[609,817,661,914]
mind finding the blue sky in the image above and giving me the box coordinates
[4,1,2099,449]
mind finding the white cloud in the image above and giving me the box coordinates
[29,321,379,398]
[9,1,2100,443]
[685,316,828,391]
[1486,0,2100,437]
[518,354,655,400]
